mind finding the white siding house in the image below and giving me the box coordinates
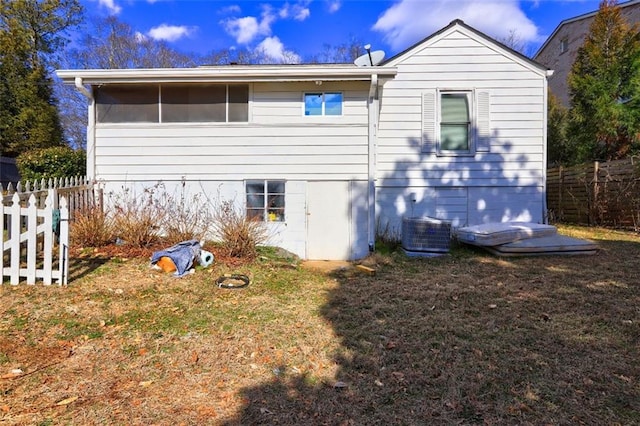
[57,20,551,260]
[375,20,552,233]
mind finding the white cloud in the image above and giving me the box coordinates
[279,2,311,21]
[224,16,262,44]
[327,0,341,14]
[97,0,121,15]
[256,36,301,63]
[147,24,195,42]
[222,1,311,44]
[223,5,277,44]
[220,5,242,14]
[373,0,540,51]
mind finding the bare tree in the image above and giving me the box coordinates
[307,37,367,63]
[497,29,531,57]
[57,15,197,148]
[67,15,195,69]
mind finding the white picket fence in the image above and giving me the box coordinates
[1,177,99,285]
[1,193,69,285]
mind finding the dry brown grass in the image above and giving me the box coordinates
[1,225,639,425]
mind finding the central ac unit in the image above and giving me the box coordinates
[401,217,452,255]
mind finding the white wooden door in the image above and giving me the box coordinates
[306,181,351,260]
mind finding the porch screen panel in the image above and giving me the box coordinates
[162,84,226,122]
[228,84,249,122]
[96,85,158,123]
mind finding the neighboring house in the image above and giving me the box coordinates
[534,0,640,107]
[56,19,551,260]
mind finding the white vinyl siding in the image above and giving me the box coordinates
[93,81,369,182]
[377,25,547,227]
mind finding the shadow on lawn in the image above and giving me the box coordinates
[67,255,110,282]
[223,238,640,425]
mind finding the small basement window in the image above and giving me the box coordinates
[304,92,343,116]
[246,180,285,222]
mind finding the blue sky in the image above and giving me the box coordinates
[85,0,605,62]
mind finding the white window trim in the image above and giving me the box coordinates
[245,179,286,223]
[422,88,490,156]
[436,89,475,157]
[302,91,344,117]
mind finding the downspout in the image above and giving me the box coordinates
[74,77,96,180]
[542,69,554,224]
[367,74,379,252]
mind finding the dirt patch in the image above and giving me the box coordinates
[301,260,352,273]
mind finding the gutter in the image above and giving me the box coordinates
[542,70,554,223]
[74,77,93,100]
[74,77,96,180]
[57,66,397,85]
[367,74,379,252]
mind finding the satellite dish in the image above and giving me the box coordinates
[354,49,385,67]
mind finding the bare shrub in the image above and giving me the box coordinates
[70,206,115,247]
[210,200,268,259]
[109,185,165,248]
[157,181,213,245]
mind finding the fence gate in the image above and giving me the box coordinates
[1,193,69,285]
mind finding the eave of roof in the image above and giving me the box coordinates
[382,19,548,74]
[56,64,397,84]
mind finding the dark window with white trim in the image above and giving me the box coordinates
[304,92,343,116]
[95,84,249,123]
[246,180,285,222]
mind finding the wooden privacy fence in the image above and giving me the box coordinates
[1,177,102,285]
[547,157,640,229]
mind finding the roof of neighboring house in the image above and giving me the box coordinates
[534,0,640,59]
[383,19,550,75]
[56,63,397,85]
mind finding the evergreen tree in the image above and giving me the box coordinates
[547,91,572,166]
[567,0,640,162]
[0,0,83,157]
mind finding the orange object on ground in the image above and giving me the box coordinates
[156,256,177,273]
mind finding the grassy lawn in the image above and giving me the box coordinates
[1,225,639,425]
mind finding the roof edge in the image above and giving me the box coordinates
[382,19,548,73]
[56,64,398,84]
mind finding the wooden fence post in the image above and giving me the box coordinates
[593,161,599,225]
[558,165,563,221]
